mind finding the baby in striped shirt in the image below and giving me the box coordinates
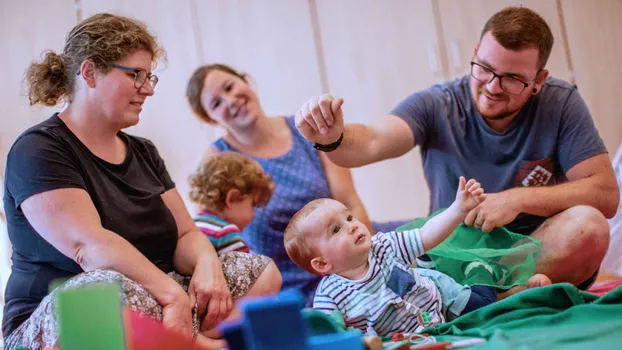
[284,177,550,336]
[189,151,274,253]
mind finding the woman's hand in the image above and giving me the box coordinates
[188,258,233,331]
[161,289,193,337]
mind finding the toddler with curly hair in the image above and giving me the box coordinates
[189,151,274,253]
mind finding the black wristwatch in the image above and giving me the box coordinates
[313,133,344,152]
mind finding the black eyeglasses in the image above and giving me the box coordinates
[470,61,539,95]
[109,63,159,90]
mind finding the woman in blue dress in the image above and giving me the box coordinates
[186,64,407,304]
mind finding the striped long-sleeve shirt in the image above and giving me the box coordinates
[313,229,446,336]
[193,211,249,254]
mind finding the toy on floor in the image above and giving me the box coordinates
[361,335,384,350]
[56,283,126,350]
[53,282,202,350]
[39,282,481,350]
[220,289,364,350]
[40,283,364,350]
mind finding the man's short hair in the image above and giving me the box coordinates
[480,6,554,69]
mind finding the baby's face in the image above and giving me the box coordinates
[299,199,372,274]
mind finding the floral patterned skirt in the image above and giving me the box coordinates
[4,251,271,350]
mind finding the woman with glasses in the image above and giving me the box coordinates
[3,14,280,350]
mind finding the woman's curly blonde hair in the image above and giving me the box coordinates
[189,152,274,212]
[25,13,165,106]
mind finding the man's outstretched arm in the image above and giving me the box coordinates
[295,95,415,168]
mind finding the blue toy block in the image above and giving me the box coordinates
[220,290,364,350]
[240,290,308,350]
[220,321,247,350]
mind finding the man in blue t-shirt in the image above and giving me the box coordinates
[295,7,619,291]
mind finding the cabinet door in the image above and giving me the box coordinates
[195,0,323,116]
[81,0,205,208]
[0,0,77,175]
[561,0,622,156]
[437,0,571,82]
[315,0,446,220]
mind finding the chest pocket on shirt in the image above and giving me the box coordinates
[514,156,556,187]
[388,266,416,297]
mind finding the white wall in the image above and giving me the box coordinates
[0,0,440,222]
[1,2,77,324]
[1,2,621,301]
[2,0,621,222]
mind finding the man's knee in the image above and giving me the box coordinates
[562,206,610,263]
[567,205,609,245]
[534,206,609,285]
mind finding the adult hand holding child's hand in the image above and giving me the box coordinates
[464,191,521,233]
[455,176,486,214]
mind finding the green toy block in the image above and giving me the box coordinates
[56,282,126,350]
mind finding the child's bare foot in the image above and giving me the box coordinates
[497,274,552,300]
[525,273,552,289]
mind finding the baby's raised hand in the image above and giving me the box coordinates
[455,176,486,213]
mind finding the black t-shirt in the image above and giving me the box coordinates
[2,114,178,337]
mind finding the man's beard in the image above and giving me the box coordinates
[473,91,521,121]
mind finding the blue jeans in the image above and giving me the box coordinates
[461,285,497,315]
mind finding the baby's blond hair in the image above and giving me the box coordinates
[284,198,331,275]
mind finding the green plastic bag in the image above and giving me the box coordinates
[397,210,542,289]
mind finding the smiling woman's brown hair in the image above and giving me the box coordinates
[25,13,165,107]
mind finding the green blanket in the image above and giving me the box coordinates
[424,283,622,349]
